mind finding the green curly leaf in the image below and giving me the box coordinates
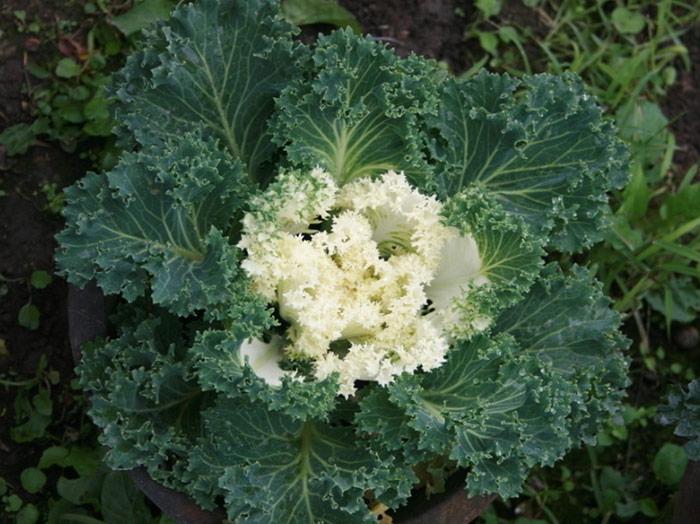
[386,335,552,498]
[187,398,414,523]
[427,188,544,337]
[273,29,439,185]
[355,387,430,464]
[494,263,629,443]
[56,133,250,315]
[426,71,628,252]
[192,330,340,420]
[113,0,305,181]
[79,311,211,489]
[380,264,627,498]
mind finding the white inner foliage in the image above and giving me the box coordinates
[238,168,485,396]
[425,234,491,333]
[239,336,289,387]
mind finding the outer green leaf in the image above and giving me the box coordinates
[56,132,250,315]
[187,398,414,523]
[79,311,211,489]
[272,29,439,185]
[192,330,339,420]
[494,264,628,374]
[387,264,627,498]
[425,71,628,252]
[387,335,562,498]
[113,0,305,181]
[494,263,629,443]
[354,387,429,464]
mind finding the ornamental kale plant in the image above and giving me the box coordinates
[55,0,630,521]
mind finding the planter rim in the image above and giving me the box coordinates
[67,282,494,524]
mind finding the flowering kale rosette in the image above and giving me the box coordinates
[56,0,630,522]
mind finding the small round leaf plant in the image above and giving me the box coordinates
[56,0,630,522]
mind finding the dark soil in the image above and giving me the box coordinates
[662,25,700,176]
[0,0,87,494]
[339,0,477,72]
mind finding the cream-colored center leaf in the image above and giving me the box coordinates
[238,168,487,396]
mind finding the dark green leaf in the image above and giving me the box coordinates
[273,29,439,185]
[100,471,152,524]
[33,389,52,416]
[5,494,22,512]
[0,123,37,156]
[645,276,700,323]
[26,63,51,79]
[659,380,700,460]
[188,398,414,522]
[38,446,70,469]
[57,476,101,505]
[16,503,40,524]
[78,311,210,480]
[56,132,251,315]
[10,411,51,443]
